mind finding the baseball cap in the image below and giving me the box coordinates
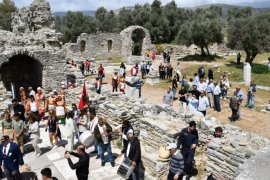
[167,143,177,150]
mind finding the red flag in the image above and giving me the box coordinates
[78,83,87,110]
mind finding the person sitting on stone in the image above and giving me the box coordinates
[205,127,223,150]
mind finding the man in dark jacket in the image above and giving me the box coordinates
[198,66,205,79]
[121,132,141,180]
[0,135,24,180]
[94,117,115,167]
[177,121,198,179]
[64,145,89,180]
[12,99,25,122]
[208,68,214,80]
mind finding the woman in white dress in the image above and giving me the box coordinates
[28,113,42,156]
[65,111,76,151]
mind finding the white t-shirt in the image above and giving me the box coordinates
[30,101,38,112]
[98,124,108,144]
[89,116,98,134]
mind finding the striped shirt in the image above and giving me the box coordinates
[169,150,184,175]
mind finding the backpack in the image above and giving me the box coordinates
[230,96,239,110]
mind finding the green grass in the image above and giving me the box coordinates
[180,58,270,86]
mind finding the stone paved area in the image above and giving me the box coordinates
[0,120,156,180]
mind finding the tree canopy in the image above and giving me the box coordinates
[227,8,270,64]
[0,0,17,31]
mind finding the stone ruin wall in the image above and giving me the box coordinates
[0,0,67,113]
[64,25,153,63]
[65,82,270,179]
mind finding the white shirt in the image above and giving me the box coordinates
[132,68,137,76]
[213,85,221,95]
[2,142,10,156]
[122,129,134,141]
[29,121,40,138]
[78,115,88,132]
[30,101,38,112]
[126,142,131,157]
[89,116,98,134]
[98,124,108,144]
[198,96,209,111]
[198,82,207,92]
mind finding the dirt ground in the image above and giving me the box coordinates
[144,59,270,138]
[100,58,270,138]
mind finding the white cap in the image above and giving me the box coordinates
[167,143,177,150]
[53,89,57,92]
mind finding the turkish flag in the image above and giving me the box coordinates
[78,83,88,110]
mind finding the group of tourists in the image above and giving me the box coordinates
[160,64,256,121]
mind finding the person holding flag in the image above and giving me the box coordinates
[78,83,89,110]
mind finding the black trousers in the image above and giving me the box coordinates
[181,149,195,174]
[167,170,183,180]
[231,109,239,121]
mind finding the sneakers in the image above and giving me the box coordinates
[111,162,115,167]
[101,162,106,166]
[36,153,41,157]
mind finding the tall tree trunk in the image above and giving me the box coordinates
[250,51,258,65]
[245,50,251,63]
[205,46,210,56]
[200,46,206,56]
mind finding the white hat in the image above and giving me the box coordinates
[61,81,65,85]
[53,89,57,92]
[167,143,177,150]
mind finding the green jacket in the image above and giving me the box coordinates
[94,122,113,145]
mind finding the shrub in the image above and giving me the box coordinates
[252,64,269,74]
[154,44,164,55]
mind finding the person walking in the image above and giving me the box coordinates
[0,135,24,180]
[179,86,187,114]
[12,99,25,122]
[208,68,214,80]
[206,79,214,108]
[64,145,89,180]
[111,72,118,92]
[1,112,14,141]
[89,110,99,155]
[213,82,221,112]
[136,78,144,98]
[198,66,205,79]
[119,75,125,94]
[163,87,174,106]
[119,62,126,78]
[121,133,141,180]
[120,120,134,151]
[94,117,115,167]
[28,114,42,156]
[25,95,41,121]
[65,111,76,151]
[95,78,101,94]
[177,121,198,179]
[12,113,25,154]
[197,91,209,116]
[141,62,146,79]
[45,110,59,149]
[230,91,241,121]
[77,109,88,136]
[176,63,181,82]
[245,81,256,110]
[236,86,244,118]
[187,94,199,114]
[80,62,85,75]
[172,75,178,99]
[167,143,184,180]
[221,76,230,99]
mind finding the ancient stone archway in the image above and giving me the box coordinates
[0,54,43,98]
[120,26,152,57]
[80,40,86,52]
[132,29,146,56]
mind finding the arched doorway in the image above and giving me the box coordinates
[80,40,86,52]
[132,29,146,56]
[0,54,43,98]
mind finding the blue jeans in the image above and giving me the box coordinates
[97,143,114,163]
[221,88,228,98]
[214,95,221,112]
[246,95,255,109]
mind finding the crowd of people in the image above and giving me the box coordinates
[158,63,257,121]
[0,81,144,180]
